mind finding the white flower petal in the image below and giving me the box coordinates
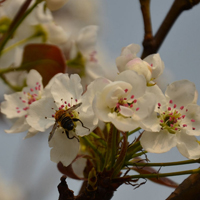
[115,70,146,98]
[165,80,196,107]
[76,109,97,137]
[26,70,43,90]
[26,97,56,132]
[140,112,161,132]
[119,106,134,117]
[51,74,83,107]
[146,85,167,112]
[5,117,30,133]
[1,92,28,118]
[24,127,38,139]
[72,157,87,178]
[93,93,110,122]
[182,104,200,136]
[176,131,200,159]
[44,22,69,44]
[132,92,156,121]
[140,130,177,153]
[108,112,140,131]
[125,58,152,82]
[49,128,80,167]
[144,53,164,79]
[81,77,111,113]
[77,25,98,56]
[116,44,140,72]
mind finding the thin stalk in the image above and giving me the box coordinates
[90,132,107,147]
[128,127,141,136]
[1,35,40,55]
[126,158,200,167]
[81,137,104,170]
[0,0,41,53]
[115,168,200,180]
[131,150,148,158]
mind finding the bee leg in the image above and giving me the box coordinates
[65,130,79,142]
[72,118,90,131]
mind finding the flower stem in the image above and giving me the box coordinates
[90,132,107,147]
[0,0,42,54]
[131,150,148,158]
[126,158,200,167]
[115,168,200,180]
[1,34,40,55]
[128,127,141,136]
[81,136,104,171]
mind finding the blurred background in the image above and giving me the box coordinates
[0,0,200,199]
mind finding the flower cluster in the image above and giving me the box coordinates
[1,1,200,176]
[2,41,200,168]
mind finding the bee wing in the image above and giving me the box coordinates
[48,122,58,142]
[66,102,82,113]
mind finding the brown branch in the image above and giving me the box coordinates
[166,171,200,200]
[141,0,200,58]
[139,0,153,42]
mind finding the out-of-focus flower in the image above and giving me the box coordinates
[63,26,106,87]
[26,73,98,166]
[116,44,164,84]
[45,0,69,11]
[140,80,200,159]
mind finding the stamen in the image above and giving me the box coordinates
[136,107,139,111]
[131,95,134,99]
[191,119,195,122]
[180,106,184,110]
[158,103,161,107]
[169,100,173,104]
[168,107,171,111]
[192,127,196,130]
[183,124,187,127]
[174,104,177,108]
[124,89,128,93]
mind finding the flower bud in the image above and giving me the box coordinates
[125,58,152,82]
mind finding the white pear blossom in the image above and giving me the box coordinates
[116,44,164,83]
[26,73,98,166]
[1,70,46,138]
[140,80,200,159]
[82,70,156,131]
[65,25,106,86]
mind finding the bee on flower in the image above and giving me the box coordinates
[26,73,98,166]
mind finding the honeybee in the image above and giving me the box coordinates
[48,102,90,142]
